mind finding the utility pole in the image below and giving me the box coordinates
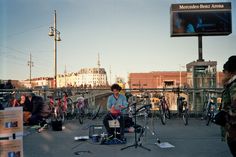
[54,10,57,88]
[49,10,61,88]
[27,53,33,86]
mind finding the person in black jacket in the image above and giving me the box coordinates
[27,93,44,125]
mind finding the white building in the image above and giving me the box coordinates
[78,68,108,87]
[57,54,108,88]
[57,72,78,87]
[57,68,108,88]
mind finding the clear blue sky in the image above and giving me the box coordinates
[0,0,235,84]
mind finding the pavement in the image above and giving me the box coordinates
[23,116,232,157]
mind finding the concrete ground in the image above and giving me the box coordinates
[23,116,232,157]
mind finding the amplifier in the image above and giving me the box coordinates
[89,125,105,138]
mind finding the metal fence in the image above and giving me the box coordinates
[0,87,223,115]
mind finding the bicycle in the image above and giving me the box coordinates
[177,96,189,125]
[75,97,86,124]
[159,96,171,125]
[75,96,102,124]
[48,96,66,123]
[205,99,217,126]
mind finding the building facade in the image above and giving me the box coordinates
[128,71,224,89]
[186,61,217,88]
[128,71,188,89]
[78,68,107,87]
[20,77,54,88]
[57,67,108,88]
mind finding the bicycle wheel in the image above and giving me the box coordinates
[160,106,166,125]
[183,110,189,126]
[78,113,84,124]
[165,108,171,119]
[76,108,84,124]
[91,104,101,120]
[66,98,74,116]
[206,114,211,126]
[178,105,183,118]
[56,107,65,123]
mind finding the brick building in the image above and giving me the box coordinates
[128,71,224,89]
[128,71,187,89]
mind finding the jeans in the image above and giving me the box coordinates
[103,113,125,139]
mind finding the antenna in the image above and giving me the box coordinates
[97,53,101,69]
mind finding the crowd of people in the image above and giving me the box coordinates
[0,92,47,126]
[0,91,71,128]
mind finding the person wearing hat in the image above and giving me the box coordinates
[222,55,236,156]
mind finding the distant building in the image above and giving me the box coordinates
[216,71,224,88]
[128,70,224,89]
[128,71,187,89]
[57,72,78,87]
[57,53,108,88]
[57,67,108,88]
[21,77,54,88]
[78,68,108,87]
[0,80,22,89]
[186,61,218,88]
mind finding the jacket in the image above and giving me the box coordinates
[222,75,236,139]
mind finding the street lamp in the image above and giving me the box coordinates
[48,10,61,88]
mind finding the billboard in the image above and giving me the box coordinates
[170,2,232,37]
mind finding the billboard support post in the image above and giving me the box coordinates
[198,35,204,62]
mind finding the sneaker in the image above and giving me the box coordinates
[37,124,48,133]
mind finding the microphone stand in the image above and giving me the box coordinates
[121,102,151,151]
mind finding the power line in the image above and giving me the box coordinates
[0,46,53,63]
[0,46,28,56]
[0,53,51,73]
[0,52,27,61]
[5,25,48,39]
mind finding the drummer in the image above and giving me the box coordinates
[103,84,128,140]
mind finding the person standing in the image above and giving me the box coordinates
[222,56,236,156]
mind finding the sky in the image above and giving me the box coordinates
[0,0,235,84]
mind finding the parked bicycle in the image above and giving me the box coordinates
[75,96,102,124]
[159,95,170,125]
[205,98,218,126]
[49,92,74,122]
[48,96,66,122]
[177,96,189,125]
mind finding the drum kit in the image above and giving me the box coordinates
[121,95,161,151]
[93,95,161,149]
